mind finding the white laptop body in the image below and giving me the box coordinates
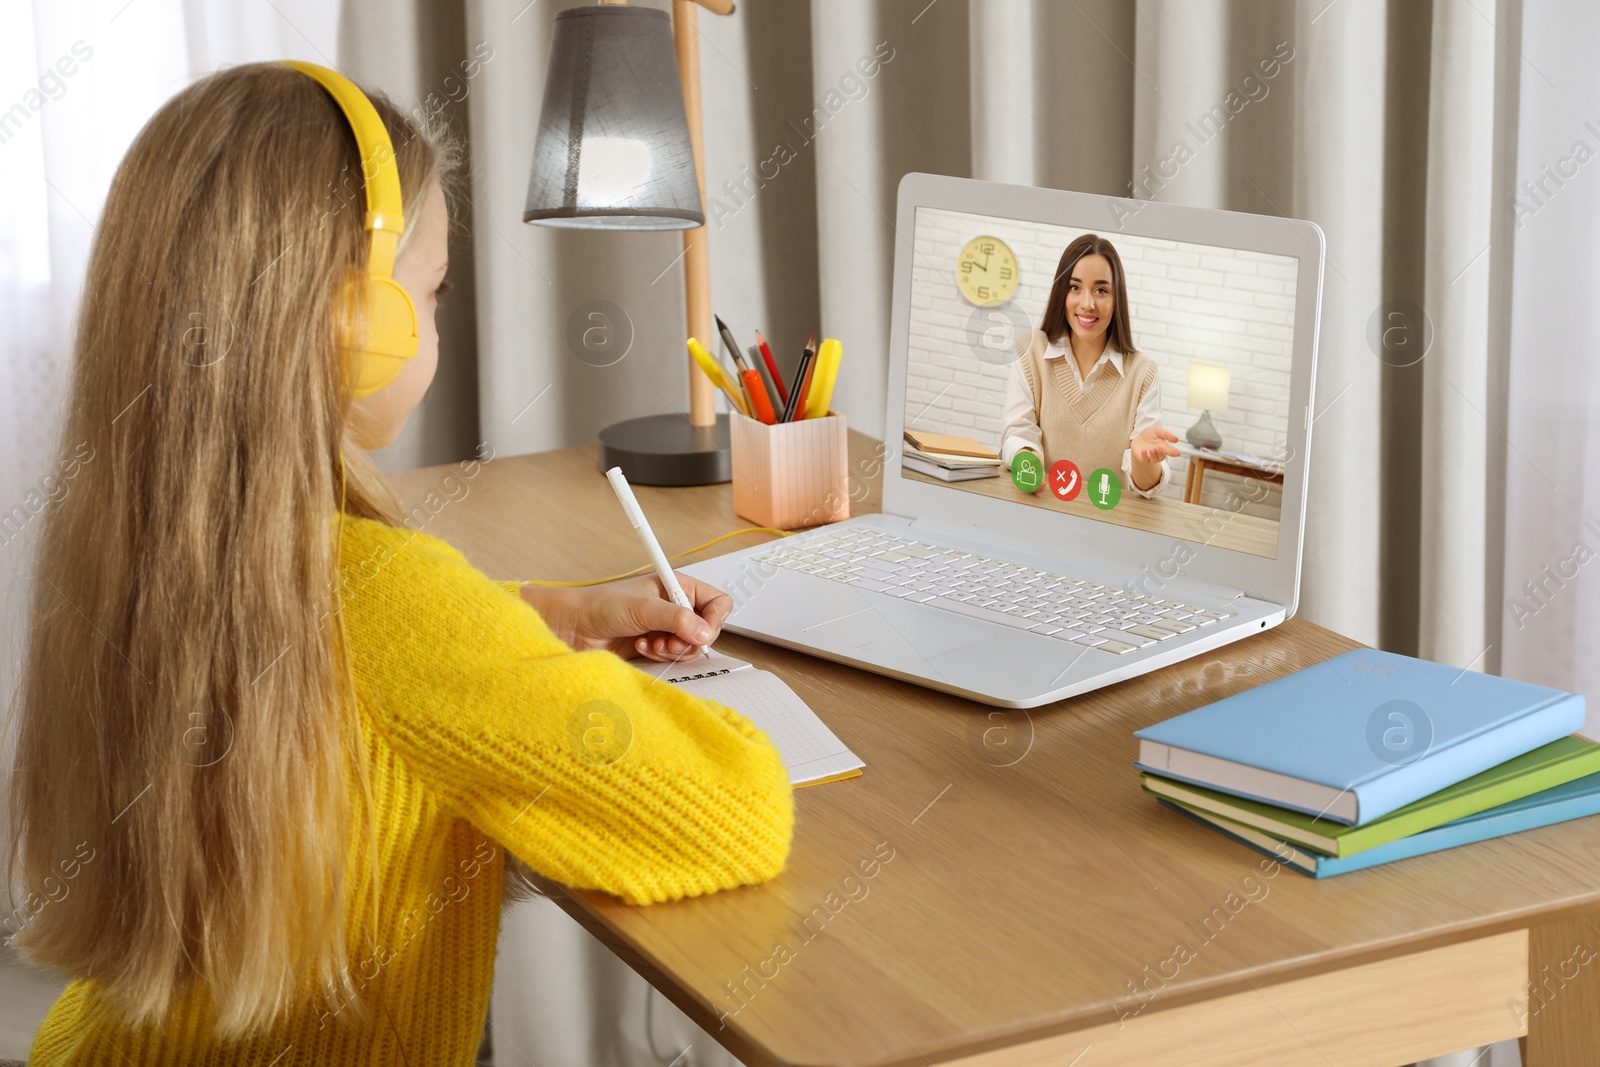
[683,173,1324,708]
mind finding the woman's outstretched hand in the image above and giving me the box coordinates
[522,573,734,662]
[1130,426,1181,465]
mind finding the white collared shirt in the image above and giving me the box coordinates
[999,338,1171,498]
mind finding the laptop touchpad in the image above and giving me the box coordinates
[806,599,992,662]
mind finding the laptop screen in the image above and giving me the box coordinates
[900,205,1298,561]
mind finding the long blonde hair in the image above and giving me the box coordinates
[6,62,461,1037]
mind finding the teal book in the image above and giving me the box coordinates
[1133,648,1585,826]
[1157,770,1600,877]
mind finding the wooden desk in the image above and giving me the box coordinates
[390,431,1600,1067]
[1175,442,1286,510]
[902,463,1280,559]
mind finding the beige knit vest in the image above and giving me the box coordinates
[1014,328,1158,476]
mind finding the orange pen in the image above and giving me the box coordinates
[740,367,777,423]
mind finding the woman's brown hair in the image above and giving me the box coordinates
[5,62,459,1037]
[1039,233,1138,355]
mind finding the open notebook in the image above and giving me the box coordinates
[637,650,864,787]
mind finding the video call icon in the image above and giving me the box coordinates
[1010,451,1043,493]
[1048,460,1082,502]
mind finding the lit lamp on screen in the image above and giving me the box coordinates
[524,0,735,485]
[1185,361,1230,450]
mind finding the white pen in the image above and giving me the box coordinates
[604,466,710,657]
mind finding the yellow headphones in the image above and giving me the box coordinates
[284,60,418,399]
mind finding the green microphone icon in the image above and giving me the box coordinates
[1089,468,1121,510]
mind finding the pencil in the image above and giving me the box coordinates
[748,345,780,407]
[779,342,815,423]
[798,334,817,411]
[793,357,818,420]
[784,335,818,421]
[755,329,788,405]
[714,314,762,417]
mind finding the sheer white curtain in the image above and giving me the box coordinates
[1504,5,1600,719]
[1491,14,1600,1063]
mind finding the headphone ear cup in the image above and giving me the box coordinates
[336,274,419,399]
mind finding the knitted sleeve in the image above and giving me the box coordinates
[339,519,794,905]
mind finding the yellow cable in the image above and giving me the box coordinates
[516,526,793,588]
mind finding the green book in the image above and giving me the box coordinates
[1141,735,1600,858]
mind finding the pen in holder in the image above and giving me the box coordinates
[730,409,850,530]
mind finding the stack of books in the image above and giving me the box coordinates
[1134,649,1597,877]
[901,429,1002,482]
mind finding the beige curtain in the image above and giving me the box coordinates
[337,2,1540,1064]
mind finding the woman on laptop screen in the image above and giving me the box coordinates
[999,234,1180,498]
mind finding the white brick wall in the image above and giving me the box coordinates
[903,207,1296,518]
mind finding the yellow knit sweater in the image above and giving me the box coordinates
[27,514,794,1065]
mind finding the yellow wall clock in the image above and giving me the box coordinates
[956,234,1019,306]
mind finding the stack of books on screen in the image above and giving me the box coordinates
[901,429,1002,482]
[1134,649,1596,877]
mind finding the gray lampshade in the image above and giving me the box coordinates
[523,5,704,230]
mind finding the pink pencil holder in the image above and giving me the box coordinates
[730,410,850,530]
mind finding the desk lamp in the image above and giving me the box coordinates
[524,0,734,485]
[1185,361,1230,450]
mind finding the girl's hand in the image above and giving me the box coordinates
[1130,426,1181,465]
[527,573,733,662]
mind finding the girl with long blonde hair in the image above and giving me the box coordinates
[8,61,792,1065]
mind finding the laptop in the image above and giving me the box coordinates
[682,172,1324,708]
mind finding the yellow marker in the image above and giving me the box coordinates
[688,337,749,417]
[803,338,842,420]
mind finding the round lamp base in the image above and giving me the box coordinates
[1185,410,1224,451]
[598,413,731,486]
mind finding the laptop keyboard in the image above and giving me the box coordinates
[750,527,1236,655]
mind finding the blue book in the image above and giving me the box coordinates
[1158,770,1600,877]
[1134,649,1584,826]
